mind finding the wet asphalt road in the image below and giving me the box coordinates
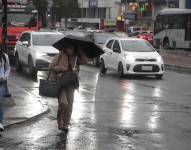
[1,65,191,150]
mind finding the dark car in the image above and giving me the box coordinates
[89,32,117,66]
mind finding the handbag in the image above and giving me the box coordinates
[39,78,59,98]
[39,53,62,98]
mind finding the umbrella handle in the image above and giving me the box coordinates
[73,56,78,71]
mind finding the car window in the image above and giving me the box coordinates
[94,34,115,44]
[112,40,121,52]
[121,40,155,52]
[20,33,30,42]
[106,40,114,49]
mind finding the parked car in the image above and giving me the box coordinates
[127,26,147,37]
[14,31,64,77]
[89,32,117,66]
[100,38,164,79]
[137,32,153,44]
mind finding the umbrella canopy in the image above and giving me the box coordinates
[52,34,104,58]
[53,35,104,58]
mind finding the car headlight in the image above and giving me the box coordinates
[124,54,135,62]
[156,56,162,62]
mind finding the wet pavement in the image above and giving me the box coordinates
[1,65,191,150]
[4,81,48,128]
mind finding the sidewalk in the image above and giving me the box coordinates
[3,81,49,128]
[160,49,191,73]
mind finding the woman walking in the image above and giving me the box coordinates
[0,48,11,131]
[50,43,88,132]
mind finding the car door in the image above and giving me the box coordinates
[111,40,121,70]
[16,33,28,64]
[22,33,31,65]
[104,39,114,69]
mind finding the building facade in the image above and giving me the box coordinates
[67,0,121,29]
[67,0,190,30]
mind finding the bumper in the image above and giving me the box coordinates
[123,62,164,75]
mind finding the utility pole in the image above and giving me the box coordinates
[81,0,83,28]
[166,0,169,8]
[2,0,7,52]
[2,0,11,98]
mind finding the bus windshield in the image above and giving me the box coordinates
[0,13,37,27]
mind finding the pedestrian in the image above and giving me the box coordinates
[49,43,88,132]
[0,47,11,131]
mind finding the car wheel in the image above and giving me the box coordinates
[100,59,107,74]
[118,63,124,78]
[163,38,170,49]
[95,57,100,67]
[15,53,23,72]
[28,56,37,78]
[155,74,163,79]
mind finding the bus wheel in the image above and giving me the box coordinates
[163,38,170,49]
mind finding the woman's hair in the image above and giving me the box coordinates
[0,45,3,63]
[62,43,77,54]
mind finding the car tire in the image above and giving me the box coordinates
[155,74,163,79]
[28,56,37,78]
[15,53,23,72]
[100,59,107,74]
[95,57,100,67]
[118,63,124,78]
[163,38,170,49]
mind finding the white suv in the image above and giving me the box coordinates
[15,31,64,77]
[100,38,164,79]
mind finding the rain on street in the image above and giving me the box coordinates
[1,65,191,150]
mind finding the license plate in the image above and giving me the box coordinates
[141,66,153,71]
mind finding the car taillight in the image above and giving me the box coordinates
[16,35,19,40]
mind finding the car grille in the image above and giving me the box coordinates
[133,64,160,72]
[135,58,157,62]
[47,53,57,57]
[7,35,17,42]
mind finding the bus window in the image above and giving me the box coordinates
[186,15,191,41]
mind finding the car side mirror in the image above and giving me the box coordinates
[155,48,160,53]
[22,41,29,47]
[113,47,120,53]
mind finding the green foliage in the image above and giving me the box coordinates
[52,0,80,21]
[33,0,48,14]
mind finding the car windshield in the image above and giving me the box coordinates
[0,13,37,27]
[32,34,64,46]
[94,34,115,44]
[121,40,155,52]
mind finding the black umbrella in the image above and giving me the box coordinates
[52,34,104,58]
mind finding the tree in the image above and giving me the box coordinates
[33,0,48,28]
[52,0,80,27]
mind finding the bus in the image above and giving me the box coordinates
[154,8,191,49]
[0,4,40,57]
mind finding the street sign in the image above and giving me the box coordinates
[124,12,137,20]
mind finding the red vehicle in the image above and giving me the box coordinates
[137,32,153,44]
[0,4,40,58]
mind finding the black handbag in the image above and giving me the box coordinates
[39,77,59,98]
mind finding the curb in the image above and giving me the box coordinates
[4,82,50,129]
[165,64,191,74]
[4,106,50,129]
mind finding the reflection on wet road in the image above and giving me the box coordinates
[1,65,191,149]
